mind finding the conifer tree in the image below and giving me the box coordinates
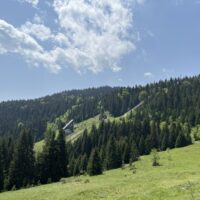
[175,133,188,148]
[36,130,59,184]
[87,149,102,176]
[151,149,160,166]
[80,154,88,173]
[139,135,145,155]
[56,129,68,177]
[0,148,4,191]
[8,129,35,189]
[168,123,177,148]
[130,141,139,163]
[73,157,81,176]
[105,137,121,169]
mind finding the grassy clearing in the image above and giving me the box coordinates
[34,102,143,153]
[34,112,115,152]
[66,112,112,143]
[2,143,200,200]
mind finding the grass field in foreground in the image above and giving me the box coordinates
[1,143,200,200]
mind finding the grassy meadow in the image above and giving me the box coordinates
[1,143,200,200]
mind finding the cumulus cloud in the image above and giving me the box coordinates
[1,0,138,73]
[20,22,52,41]
[144,72,153,78]
[52,0,135,73]
[0,19,60,73]
[136,0,146,5]
[18,0,39,7]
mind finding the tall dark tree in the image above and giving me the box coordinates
[36,130,59,184]
[56,129,68,177]
[87,149,102,176]
[139,135,145,155]
[175,133,189,148]
[130,141,139,163]
[105,137,121,170]
[8,129,35,189]
[0,147,4,191]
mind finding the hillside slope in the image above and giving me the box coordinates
[1,143,200,200]
[34,102,143,153]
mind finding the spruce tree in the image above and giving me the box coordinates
[130,141,139,163]
[87,149,102,176]
[36,130,59,184]
[80,154,88,173]
[8,129,35,189]
[56,129,68,177]
[0,147,4,191]
[105,137,121,170]
[73,157,81,176]
[160,126,169,151]
[151,149,160,166]
[139,135,145,155]
[175,133,188,148]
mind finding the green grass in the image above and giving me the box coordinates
[2,143,200,200]
[66,112,115,143]
[34,112,115,152]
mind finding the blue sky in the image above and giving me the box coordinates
[0,0,200,101]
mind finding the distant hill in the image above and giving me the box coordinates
[1,75,200,141]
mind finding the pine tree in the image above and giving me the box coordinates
[8,129,35,189]
[168,123,177,148]
[105,137,121,170]
[87,149,102,176]
[73,157,81,176]
[122,142,130,163]
[56,129,68,177]
[0,146,4,191]
[129,141,139,163]
[175,133,188,148]
[36,130,59,184]
[160,125,169,151]
[151,149,160,166]
[80,154,88,173]
[139,135,145,155]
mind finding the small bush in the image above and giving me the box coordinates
[151,149,160,167]
[84,179,90,184]
[60,178,66,184]
[74,178,82,183]
[130,164,137,174]
[47,178,52,184]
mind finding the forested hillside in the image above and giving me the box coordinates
[0,87,117,139]
[1,76,200,140]
[0,75,200,191]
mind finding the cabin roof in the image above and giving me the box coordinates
[63,119,74,130]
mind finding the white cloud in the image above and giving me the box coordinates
[18,0,39,7]
[136,0,146,5]
[144,72,153,77]
[33,14,43,24]
[20,22,52,41]
[0,19,60,73]
[1,0,137,74]
[52,0,135,73]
